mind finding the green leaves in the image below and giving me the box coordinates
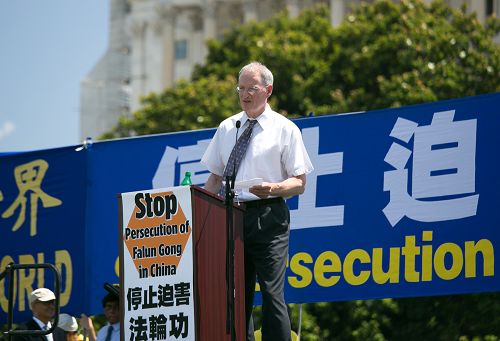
[101,75,239,139]
[324,0,499,114]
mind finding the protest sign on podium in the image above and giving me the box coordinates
[118,185,245,340]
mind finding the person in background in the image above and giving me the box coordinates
[13,288,66,341]
[202,61,313,341]
[58,313,79,341]
[80,292,120,341]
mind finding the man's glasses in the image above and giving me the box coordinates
[236,85,263,95]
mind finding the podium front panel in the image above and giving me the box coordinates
[191,186,246,340]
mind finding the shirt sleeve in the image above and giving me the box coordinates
[201,127,225,176]
[282,124,314,177]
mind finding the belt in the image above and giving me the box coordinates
[244,197,284,208]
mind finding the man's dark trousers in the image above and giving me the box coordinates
[243,198,291,341]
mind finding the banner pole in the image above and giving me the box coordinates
[297,303,303,341]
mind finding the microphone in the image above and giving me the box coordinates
[235,120,241,144]
[231,120,241,189]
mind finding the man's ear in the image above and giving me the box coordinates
[266,84,273,97]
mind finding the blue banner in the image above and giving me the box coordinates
[1,147,87,320]
[1,92,499,322]
[285,93,499,303]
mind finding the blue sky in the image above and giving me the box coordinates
[0,0,109,152]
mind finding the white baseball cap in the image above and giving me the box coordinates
[58,313,78,332]
[29,288,56,304]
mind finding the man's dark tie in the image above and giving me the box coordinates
[42,325,53,341]
[104,325,113,341]
[219,120,258,197]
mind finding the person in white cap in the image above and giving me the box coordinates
[58,313,79,341]
[13,288,66,341]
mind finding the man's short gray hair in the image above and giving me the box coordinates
[239,62,274,86]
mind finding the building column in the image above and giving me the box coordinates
[243,0,258,23]
[330,0,345,28]
[468,0,486,23]
[287,0,300,18]
[203,2,217,41]
[147,19,165,92]
[158,5,176,89]
[129,19,147,111]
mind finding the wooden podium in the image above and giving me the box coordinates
[191,186,246,340]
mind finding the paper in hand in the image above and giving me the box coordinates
[223,178,263,190]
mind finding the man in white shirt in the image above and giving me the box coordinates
[202,62,313,341]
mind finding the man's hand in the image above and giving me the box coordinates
[80,314,97,341]
[249,182,276,199]
[250,175,306,199]
[204,173,222,194]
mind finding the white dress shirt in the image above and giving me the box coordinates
[32,316,53,341]
[202,105,313,201]
[96,322,120,341]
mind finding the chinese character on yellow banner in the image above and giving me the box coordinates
[2,159,62,236]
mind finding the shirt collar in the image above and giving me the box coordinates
[32,316,49,330]
[108,322,120,330]
[241,104,272,130]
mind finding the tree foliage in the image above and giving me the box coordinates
[295,293,500,340]
[104,0,499,139]
[101,75,238,138]
[323,0,500,113]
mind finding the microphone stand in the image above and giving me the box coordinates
[225,172,236,341]
[225,121,240,341]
